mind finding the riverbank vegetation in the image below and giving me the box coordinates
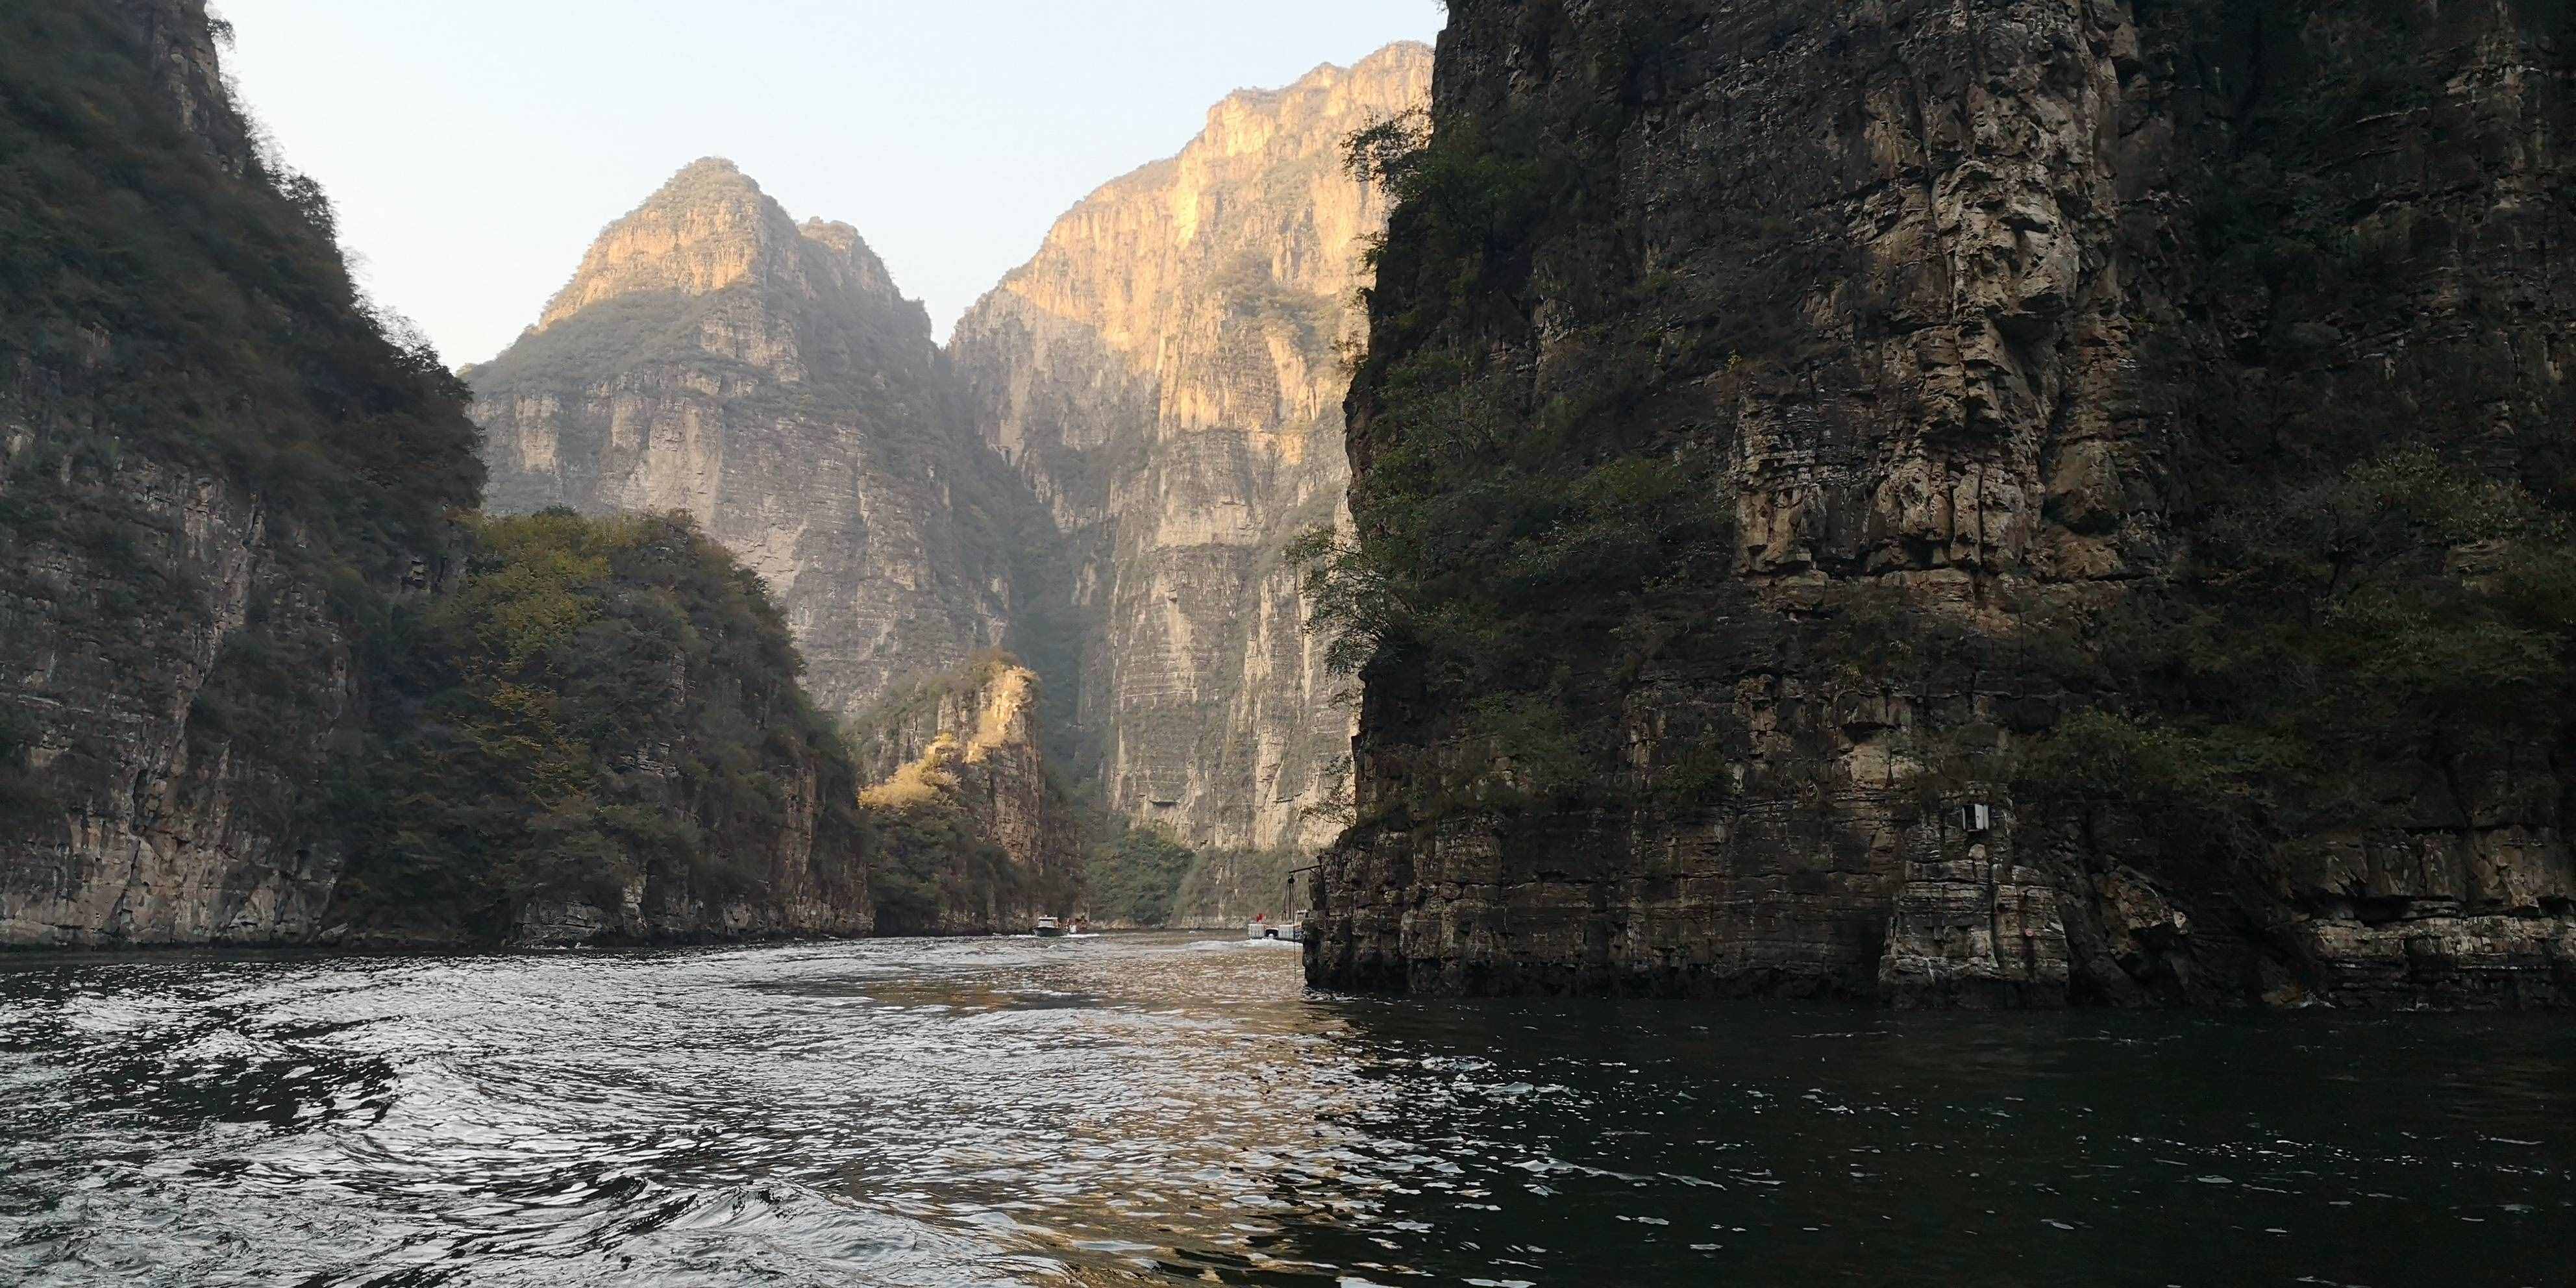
[1080,817,1302,928]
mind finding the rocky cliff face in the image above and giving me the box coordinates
[342,511,880,950]
[1309,0,2576,1007]
[0,449,360,945]
[850,657,1078,934]
[112,0,251,171]
[469,159,1017,721]
[0,0,477,947]
[951,44,1432,852]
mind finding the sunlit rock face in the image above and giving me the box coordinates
[468,160,1015,719]
[850,658,1080,935]
[951,43,1433,852]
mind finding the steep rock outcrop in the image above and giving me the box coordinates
[951,44,1432,852]
[113,0,252,171]
[850,656,1079,934]
[1308,0,2576,1007]
[468,159,1016,720]
[0,449,358,945]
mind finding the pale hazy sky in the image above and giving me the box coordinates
[212,1,1445,366]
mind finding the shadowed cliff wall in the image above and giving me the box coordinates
[1308,0,2576,1008]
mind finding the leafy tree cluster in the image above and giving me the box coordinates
[1076,815,1304,928]
[1082,819,1200,926]
[330,510,867,937]
[860,793,1019,936]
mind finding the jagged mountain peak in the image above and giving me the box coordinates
[533,156,902,337]
[654,154,758,193]
[975,39,1429,388]
[471,156,1009,725]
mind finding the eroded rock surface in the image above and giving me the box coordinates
[952,44,1431,852]
[0,0,433,948]
[1,6,880,949]
[851,658,1079,934]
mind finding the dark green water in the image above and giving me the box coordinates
[0,933,2566,1285]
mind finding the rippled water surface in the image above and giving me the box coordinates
[1,934,2570,1286]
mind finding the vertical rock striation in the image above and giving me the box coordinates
[0,453,361,945]
[951,44,1433,853]
[468,159,1017,720]
[1309,0,2576,1006]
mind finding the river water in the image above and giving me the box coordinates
[0,934,2566,1287]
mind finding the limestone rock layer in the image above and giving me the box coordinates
[0,0,449,948]
[953,43,1432,852]
[850,658,1080,935]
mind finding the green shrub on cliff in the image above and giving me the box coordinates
[1077,818,1304,928]
[0,3,482,571]
[1,0,486,880]
[1083,820,1200,926]
[2004,448,2576,861]
[861,797,1017,937]
[1302,97,1759,829]
[1313,0,2576,873]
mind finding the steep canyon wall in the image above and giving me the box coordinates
[952,45,1433,853]
[0,0,473,946]
[1309,0,2576,1007]
[467,160,1087,913]
[468,160,1019,723]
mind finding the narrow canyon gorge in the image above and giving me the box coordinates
[6,0,2573,1008]
[464,45,1433,901]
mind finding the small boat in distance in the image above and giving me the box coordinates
[1034,916,1065,938]
[1246,912,1302,943]
[1248,864,1324,942]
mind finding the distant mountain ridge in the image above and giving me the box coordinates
[469,157,1019,721]
[468,45,1434,906]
